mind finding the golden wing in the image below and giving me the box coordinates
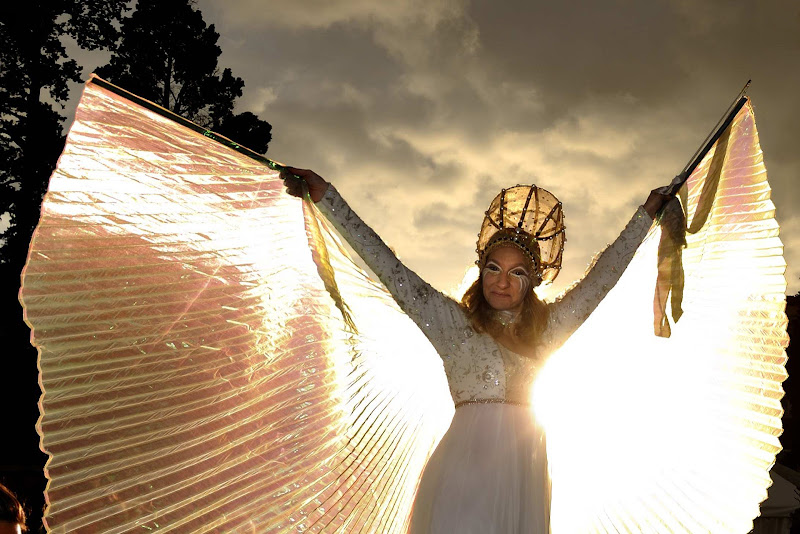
[536,100,788,533]
[20,77,452,533]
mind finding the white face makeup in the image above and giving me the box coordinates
[482,262,531,294]
[481,246,531,313]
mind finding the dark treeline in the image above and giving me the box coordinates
[780,295,799,471]
[1,3,130,531]
[0,1,271,531]
[96,0,272,154]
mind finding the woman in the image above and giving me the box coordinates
[284,167,669,533]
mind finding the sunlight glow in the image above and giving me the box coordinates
[534,223,782,531]
[533,102,787,531]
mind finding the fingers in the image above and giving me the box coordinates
[278,166,299,181]
[283,175,304,197]
[281,166,314,180]
[653,185,672,196]
[279,166,329,202]
[279,166,306,198]
[281,165,304,197]
[662,172,689,196]
[643,187,676,218]
[281,166,298,177]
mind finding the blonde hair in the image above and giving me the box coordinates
[461,275,549,349]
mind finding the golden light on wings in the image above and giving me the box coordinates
[535,100,788,533]
[21,78,787,533]
[20,78,452,532]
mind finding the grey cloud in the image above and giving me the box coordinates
[64,1,800,294]
[412,201,474,232]
[202,0,469,31]
[470,1,686,114]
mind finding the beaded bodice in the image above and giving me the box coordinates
[317,186,652,406]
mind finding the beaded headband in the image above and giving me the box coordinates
[476,185,566,283]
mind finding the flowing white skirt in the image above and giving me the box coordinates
[408,403,550,534]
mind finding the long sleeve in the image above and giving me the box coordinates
[316,186,467,356]
[546,206,653,349]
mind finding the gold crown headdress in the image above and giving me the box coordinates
[476,185,566,283]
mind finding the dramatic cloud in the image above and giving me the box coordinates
[76,1,800,295]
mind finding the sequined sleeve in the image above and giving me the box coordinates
[546,206,653,349]
[316,186,467,355]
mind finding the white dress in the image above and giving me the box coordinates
[317,186,653,534]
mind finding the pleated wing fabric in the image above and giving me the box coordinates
[22,78,788,534]
[20,78,452,533]
[536,100,788,533]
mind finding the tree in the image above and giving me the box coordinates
[216,112,274,154]
[0,1,127,269]
[96,0,272,154]
[778,292,800,471]
[0,3,129,531]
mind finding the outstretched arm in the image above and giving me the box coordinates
[282,167,466,348]
[547,188,670,348]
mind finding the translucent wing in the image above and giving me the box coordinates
[536,100,788,533]
[20,78,452,533]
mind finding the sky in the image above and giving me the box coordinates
[64,0,800,298]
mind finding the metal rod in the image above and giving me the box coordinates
[666,80,751,196]
[88,75,283,171]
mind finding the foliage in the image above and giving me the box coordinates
[778,293,800,470]
[0,1,128,269]
[216,111,274,154]
[0,3,130,532]
[96,0,272,151]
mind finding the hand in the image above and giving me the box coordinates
[281,166,330,203]
[642,186,674,219]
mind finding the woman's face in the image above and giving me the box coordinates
[482,246,531,312]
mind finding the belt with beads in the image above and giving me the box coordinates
[454,398,529,409]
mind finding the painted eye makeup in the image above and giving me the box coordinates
[509,270,531,294]
[483,262,502,274]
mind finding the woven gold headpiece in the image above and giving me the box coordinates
[476,185,566,283]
